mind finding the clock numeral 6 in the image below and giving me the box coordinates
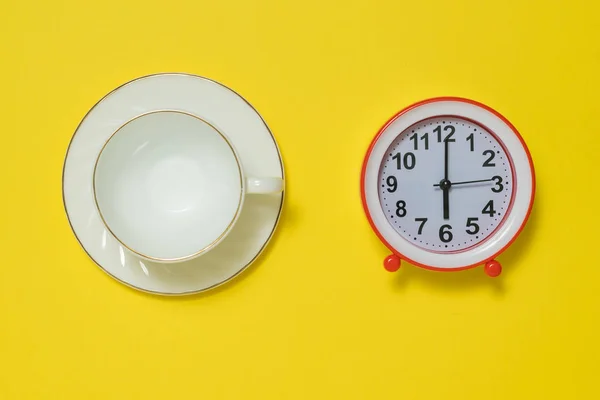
[439,224,453,243]
[392,152,416,170]
[415,218,428,235]
[395,200,407,217]
[466,217,480,235]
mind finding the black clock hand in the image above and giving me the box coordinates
[443,186,449,219]
[444,138,449,181]
[434,178,494,187]
[442,139,450,219]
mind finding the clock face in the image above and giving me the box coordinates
[377,116,515,252]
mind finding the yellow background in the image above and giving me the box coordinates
[1,0,599,398]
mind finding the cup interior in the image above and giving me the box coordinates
[94,111,243,261]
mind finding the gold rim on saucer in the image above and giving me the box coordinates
[62,73,285,296]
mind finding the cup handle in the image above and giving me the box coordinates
[246,177,284,194]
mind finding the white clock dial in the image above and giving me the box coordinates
[377,116,514,252]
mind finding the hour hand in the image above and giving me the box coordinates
[443,187,449,219]
[442,139,450,219]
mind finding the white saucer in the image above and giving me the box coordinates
[63,73,284,295]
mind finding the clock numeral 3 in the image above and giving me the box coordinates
[482,200,496,217]
[466,217,480,235]
[392,152,416,170]
[439,224,453,243]
[482,150,496,167]
[491,176,503,192]
[395,200,407,217]
[415,218,428,234]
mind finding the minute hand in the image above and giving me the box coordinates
[434,178,494,187]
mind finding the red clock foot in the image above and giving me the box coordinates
[484,260,502,277]
[384,255,401,272]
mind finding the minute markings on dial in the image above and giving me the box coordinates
[378,117,512,252]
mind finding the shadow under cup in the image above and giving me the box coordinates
[94,111,247,262]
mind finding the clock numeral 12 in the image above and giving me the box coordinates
[434,125,456,143]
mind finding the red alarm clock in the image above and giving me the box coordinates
[361,98,535,277]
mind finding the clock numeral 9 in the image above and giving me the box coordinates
[434,125,456,143]
[482,200,496,217]
[439,224,453,243]
[395,200,407,217]
[392,152,416,170]
[386,176,397,193]
[466,217,480,235]
[491,176,503,192]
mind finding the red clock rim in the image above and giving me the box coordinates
[360,97,536,272]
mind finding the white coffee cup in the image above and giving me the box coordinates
[93,110,283,263]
